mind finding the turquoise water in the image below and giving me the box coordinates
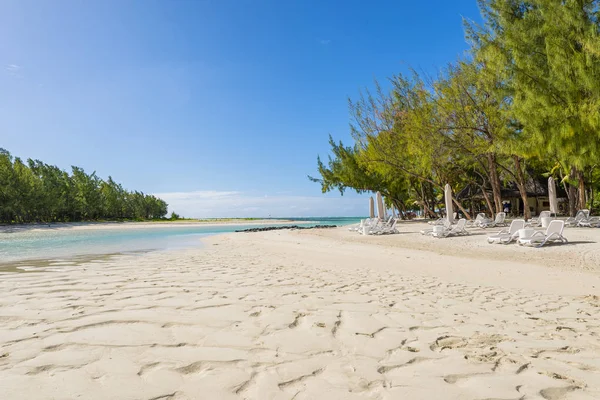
[0,217,362,263]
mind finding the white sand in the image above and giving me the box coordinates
[1,222,600,399]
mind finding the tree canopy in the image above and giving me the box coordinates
[312,0,600,219]
[0,149,169,224]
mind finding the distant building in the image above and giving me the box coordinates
[456,177,567,216]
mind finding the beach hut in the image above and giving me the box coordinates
[456,176,567,217]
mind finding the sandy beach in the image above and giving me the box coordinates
[1,222,600,399]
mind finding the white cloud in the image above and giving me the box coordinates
[5,64,23,77]
[319,39,331,45]
[5,64,21,72]
[153,190,367,218]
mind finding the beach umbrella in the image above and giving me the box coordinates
[376,192,385,220]
[548,177,558,215]
[369,197,375,218]
[444,184,454,224]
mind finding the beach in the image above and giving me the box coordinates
[1,222,600,399]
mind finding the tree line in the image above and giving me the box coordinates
[0,148,169,223]
[311,0,600,219]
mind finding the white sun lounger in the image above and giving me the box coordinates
[421,219,452,235]
[363,216,395,235]
[526,210,551,227]
[566,209,599,227]
[578,216,600,228]
[373,218,399,235]
[565,209,590,227]
[487,219,525,244]
[480,212,506,228]
[432,218,468,238]
[467,213,487,228]
[518,220,568,247]
[350,217,382,233]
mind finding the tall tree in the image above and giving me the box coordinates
[467,0,600,214]
[0,148,171,223]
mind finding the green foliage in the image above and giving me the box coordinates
[0,149,169,223]
[312,1,600,217]
[472,0,600,164]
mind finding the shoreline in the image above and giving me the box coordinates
[0,219,300,234]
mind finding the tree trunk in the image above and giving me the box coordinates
[393,199,406,220]
[566,167,578,217]
[452,197,472,220]
[422,201,436,218]
[487,153,503,216]
[513,156,531,220]
[480,185,495,217]
[590,166,596,215]
[419,183,436,218]
[577,169,586,210]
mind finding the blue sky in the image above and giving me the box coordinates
[1,0,481,217]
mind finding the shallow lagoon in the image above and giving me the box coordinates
[0,217,360,263]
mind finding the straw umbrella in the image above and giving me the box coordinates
[376,192,385,221]
[548,177,558,215]
[369,197,375,219]
[445,184,454,223]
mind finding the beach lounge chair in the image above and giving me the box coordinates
[565,209,590,227]
[565,209,599,227]
[352,218,382,233]
[518,220,568,247]
[373,218,399,235]
[479,212,506,228]
[577,215,600,228]
[428,217,446,225]
[359,219,379,234]
[363,216,395,235]
[487,219,525,244]
[421,218,452,235]
[526,210,551,227]
[432,218,468,238]
[467,213,487,228]
[349,218,374,232]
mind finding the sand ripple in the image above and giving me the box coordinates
[1,230,599,399]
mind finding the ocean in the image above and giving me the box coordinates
[0,217,362,264]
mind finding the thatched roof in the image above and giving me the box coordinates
[456,176,567,200]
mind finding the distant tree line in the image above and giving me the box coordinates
[0,148,169,223]
[311,0,600,219]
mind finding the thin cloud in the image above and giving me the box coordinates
[5,64,23,77]
[155,190,240,201]
[5,64,21,72]
[153,190,366,218]
[319,39,331,45]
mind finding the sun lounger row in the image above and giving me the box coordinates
[465,212,507,229]
[349,216,399,235]
[487,219,568,247]
[421,218,469,238]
